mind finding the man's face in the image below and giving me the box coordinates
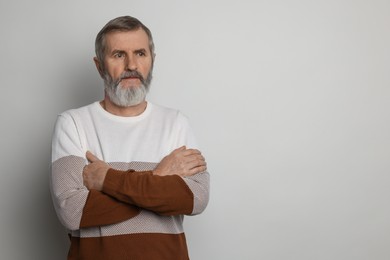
[98,28,154,107]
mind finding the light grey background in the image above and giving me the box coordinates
[1,0,389,259]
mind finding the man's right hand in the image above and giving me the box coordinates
[153,146,207,177]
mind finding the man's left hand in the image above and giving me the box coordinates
[83,151,110,191]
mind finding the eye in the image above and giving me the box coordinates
[136,50,146,57]
[113,52,125,58]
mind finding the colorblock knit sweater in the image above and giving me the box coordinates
[50,101,210,260]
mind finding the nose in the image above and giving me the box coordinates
[125,55,137,71]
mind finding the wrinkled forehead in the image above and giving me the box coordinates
[104,29,151,54]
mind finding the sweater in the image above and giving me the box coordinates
[50,101,210,260]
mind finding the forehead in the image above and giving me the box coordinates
[104,28,150,53]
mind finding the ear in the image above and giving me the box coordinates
[93,57,104,78]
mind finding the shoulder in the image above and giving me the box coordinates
[53,102,97,133]
[58,102,97,119]
[55,102,99,129]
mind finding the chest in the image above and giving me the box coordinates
[80,118,177,163]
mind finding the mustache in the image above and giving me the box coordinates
[117,70,145,84]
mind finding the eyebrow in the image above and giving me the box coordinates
[110,48,148,54]
[134,48,148,54]
[110,49,125,55]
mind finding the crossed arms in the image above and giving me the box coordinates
[80,147,208,227]
[52,149,209,230]
[50,114,210,231]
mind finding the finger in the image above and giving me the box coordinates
[185,160,207,171]
[187,165,207,176]
[182,149,201,157]
[186,154,205,163]
[173,146,186,153]
[86,151,100,163]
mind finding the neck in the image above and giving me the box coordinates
[101,96,147,117]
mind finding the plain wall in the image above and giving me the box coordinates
[1,0,389,259]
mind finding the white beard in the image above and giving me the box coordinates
[103,70,152,107]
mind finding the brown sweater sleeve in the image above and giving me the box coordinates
[102,169,194,216]
[80,190,140,228]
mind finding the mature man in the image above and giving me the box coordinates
[50,16,210,260]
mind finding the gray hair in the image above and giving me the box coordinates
[95,16,155,66]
